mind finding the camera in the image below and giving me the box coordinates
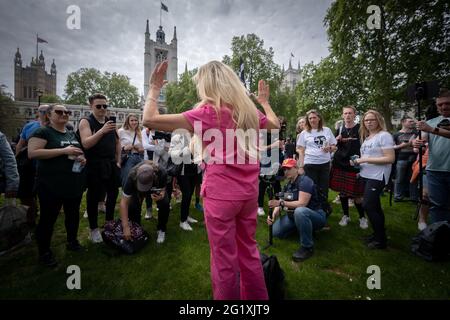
[150,187,164,195]
[153,131,172,142]
[275,192,294,201]
[437,118,450,129]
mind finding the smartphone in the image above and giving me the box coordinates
[109,116,116,123]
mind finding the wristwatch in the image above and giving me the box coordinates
[280,200,285,208]
[433,127,439,134]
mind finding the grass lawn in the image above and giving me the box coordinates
[0,191,449,300]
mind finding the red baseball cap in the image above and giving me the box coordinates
[281,158,297,169]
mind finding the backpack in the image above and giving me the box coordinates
[0,202,31,256]
[260,253,285,300]
[411,221,450,262]
[101,219,150,255]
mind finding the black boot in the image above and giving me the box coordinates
[292,246,314,262]
[39,251,58,267]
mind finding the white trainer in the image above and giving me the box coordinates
[144,208,153,220]
[187,216,198,224]
[83,210,88,218]
[418,222,427,231]
[359,217,369,229]
[179,221,193,231]
[156,230,166,244]
[339,215,351,226]
[257,207,265,216]
[89,228,103,243]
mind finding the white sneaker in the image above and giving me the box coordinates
[179,221,193,231]
[339,215,351,226]
[156,230,166,244]
[89,228,103,243]
[83,210,88,218]
[359,217,369,229]
[257,207,265,216]
[187,216,198,224]
[418,222,427,231]
[144,208,153,220]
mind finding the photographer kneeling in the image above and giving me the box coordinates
[267,158,326,261]
[120,160,170,244]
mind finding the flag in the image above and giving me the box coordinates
[161,2,168,12]
[239,58,245,87]
[290,53,294,58]
[37,36,48,44]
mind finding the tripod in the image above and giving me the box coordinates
[261,174,277,250]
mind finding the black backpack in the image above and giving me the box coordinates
[411,221,450,262]
[101,219,150,255]
[260,253,285,300]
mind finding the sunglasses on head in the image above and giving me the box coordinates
[95,104,108,109]
[54,110,72,116]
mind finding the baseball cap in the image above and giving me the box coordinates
[281,158,297,169]
[136,164,154,192]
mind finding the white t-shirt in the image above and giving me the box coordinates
[360,131,395,183]
[297,127,337,165]
[118,128,143,150]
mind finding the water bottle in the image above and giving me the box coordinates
[72,156,84,173]
[350,155,360,169]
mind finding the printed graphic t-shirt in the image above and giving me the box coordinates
[297,127,337,165]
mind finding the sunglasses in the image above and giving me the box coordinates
[53,110,72,116]
[95,104,109,109]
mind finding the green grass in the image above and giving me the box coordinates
[0,191,449,300]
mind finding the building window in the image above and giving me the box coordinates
[84,111,90,117]
[28,87,32,98]
[23,86,27,98]
[118,113,124,121]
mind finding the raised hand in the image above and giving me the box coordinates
[255,80,270,106]
[150,60,169,91]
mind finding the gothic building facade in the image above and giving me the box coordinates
[14,48,56,101]
[281,59,301,91]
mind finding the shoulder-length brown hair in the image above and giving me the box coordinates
[305,109,324,132]
[359,110,387,142]
[122,113,142,141]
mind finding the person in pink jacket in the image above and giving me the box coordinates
[143,60,279,300]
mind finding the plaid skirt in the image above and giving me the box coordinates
[329,166,364,198]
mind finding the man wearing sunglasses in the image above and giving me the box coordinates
[267,158,327,261]
[78,93,121,243]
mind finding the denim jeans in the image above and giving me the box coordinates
[394,159,418,201]
[426,170,450,223]
[272,207,326,248]
[121,153,144,187]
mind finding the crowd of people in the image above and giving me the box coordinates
[1,58,450,300]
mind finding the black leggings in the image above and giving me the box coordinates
[36,184,82,255]
[362,178,387,244]
[304,162,330,208]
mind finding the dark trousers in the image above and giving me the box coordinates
[362,178,387,244]
[178,173,200,222]
[128,193,170,232]
[304,162,331,208]
[258,179,281,207]
[86,163,120,229]
[36,185,82,255]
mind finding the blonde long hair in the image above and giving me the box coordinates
[122,113,142,142]
[359,109,387,142]
[192,61,259,131]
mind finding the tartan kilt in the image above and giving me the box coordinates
[329,166,364,198]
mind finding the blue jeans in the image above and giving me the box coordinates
[121,153,144,187]
[394,159,418,201]
[426,170,450,223]
[272,207,326,248]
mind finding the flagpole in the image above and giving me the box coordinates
[36,34,38,62]
[160,4,162,26]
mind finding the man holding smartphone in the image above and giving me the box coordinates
[78,93,121,243]
[119,161,170,244]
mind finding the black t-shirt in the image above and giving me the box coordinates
[82,114,117,161]
[393,131,417,161]
[32,126,86,197]
[283,174,321,211]
[122,165,168,198]
[332,123,361,171]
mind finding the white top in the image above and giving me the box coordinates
[141,128,156,160]
[297,127,337,165]
[360,131,395,183]
[118,128,143,150]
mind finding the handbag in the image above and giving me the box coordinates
[121,132,137,166]
[167,157,183,176]
[101,219,149,255]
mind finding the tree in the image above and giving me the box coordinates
[325,0,450,129]
[40,94,62,103]
[64,68,139,108]
[165,69,198,114]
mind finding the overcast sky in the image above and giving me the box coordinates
[0,0,333,98]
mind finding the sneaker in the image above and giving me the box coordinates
[195,203,204,212]
[98,202,106,213]
[339,215,351,226]
[39,251,58,267]
[367,240,387,250]
[349,199,355,207]
[359,217,369,229]
[179,221,193,231]
[292,246,314,262]
[187,216,198,224]
[418,222,427,231]
[66,240,84,252]
[156,230,166,244]
[83,210,88,218]
[257,207,265,217]
[89,228,103,243]
[144,208,153,220]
